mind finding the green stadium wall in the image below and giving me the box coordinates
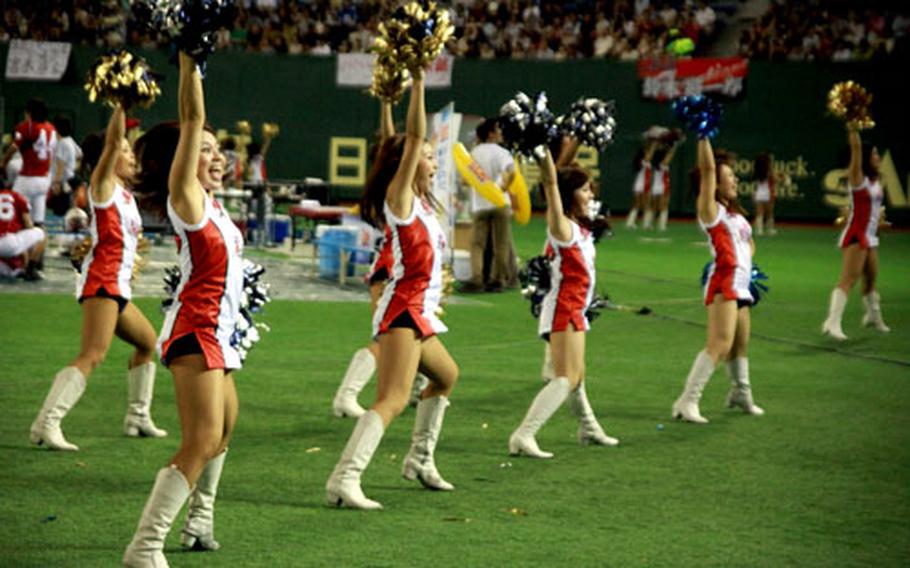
[2,45,908,224]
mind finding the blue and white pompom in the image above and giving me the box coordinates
[700,262,770,307]
[672,95,722,139]
[132,0,235,73]
[499,91,559,160]
[556,97,617,152]
[161,259,270,362]
[519,255,552,318]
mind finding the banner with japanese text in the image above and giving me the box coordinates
[638,57,748,101]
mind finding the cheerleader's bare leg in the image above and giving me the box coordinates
[724,307,764,415]
[823,244,865,340]
[29,298,118,451]
[116,303,168,438]
[125,354,235,566]
[326,328,421,510]
[673,297,737,424]
[401,337,459,490]
[860,248,890,332]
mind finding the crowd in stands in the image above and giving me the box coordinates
[5,1,908,61]
[2,0,720,60]
[739,1,910,60]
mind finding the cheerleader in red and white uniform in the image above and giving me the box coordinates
[326,68,457,510]
[28,104,166,452]
[821,126,890,339]
[124,53,241,565]
[650,140,680,232]
[509,148,619,458]
[671,140,764,423]
[626,139,656,229]
[332,101,429,418]
[752,152,777,236]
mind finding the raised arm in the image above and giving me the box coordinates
[643,139,658,162]
[168,52,206,225]
[385,73,425,219]
[555,135,580,168]
[661,140,679,167]
[90,104,126,203]
[695,138,718,224]
[380,100,395,141]
[846,127,863,188]
[540,148,572,242]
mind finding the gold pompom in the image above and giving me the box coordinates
[84,50,161,109]
[827,81,875,130]
[262,122,280,139]
[368,53,411,103]
[373,1,455,73]
[236,120,252,135]
[70,235,93,268]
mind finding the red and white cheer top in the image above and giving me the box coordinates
[633,160,652,195]
[700,204,753,305]
[539,220,596,337]
[838,176,883,249]
[76,184,142,301]
[373,196,448,338]
[365,227,393,285]
[158,195,245,370]
[651,165,670,197]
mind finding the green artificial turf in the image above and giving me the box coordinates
[1,219,908,566]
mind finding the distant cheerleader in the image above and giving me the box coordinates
[509,145,619,459]
[670,101,765,423]
[821,124,890,340]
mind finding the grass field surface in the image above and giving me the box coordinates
[1,218,908,566]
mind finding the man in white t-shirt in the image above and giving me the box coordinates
[49,116,83,216]
[467,118,516,292]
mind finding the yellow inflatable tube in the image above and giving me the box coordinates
[508,159,531,225]
[453,142,507,208]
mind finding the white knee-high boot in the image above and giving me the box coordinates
[569,382,619,446]
[123,465,192,568]
[401,396,454,490]
[29,366,86,451]
[657,209,669,232]
[626,208,639,229]
[333,348,376,418]
[409,372,430,407]
[862,291,891,333]
[642,208,654,230]
[325,411,385,510]
[124,362,168,438]
[753,214,764,236]
[724,358,764,416]
[541,343,555,382]
[672,350,714,424]
[180,449,227,551]
[822,288,849,340]
[509,377,571,458]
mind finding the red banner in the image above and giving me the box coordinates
[637,57,749,101]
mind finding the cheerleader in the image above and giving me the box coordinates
[28,103,166,452]
[124,52,242,565]
[509,148,619,458]
[626,139,656,229]
[752,152,777,236]
[325,68,458,510]
[332,100,429,419]
[821,126,890,340]
[649,139,680,232]
[671,139,764,423]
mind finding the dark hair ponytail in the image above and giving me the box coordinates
[361,135,406,228]
[133,122,181,219]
